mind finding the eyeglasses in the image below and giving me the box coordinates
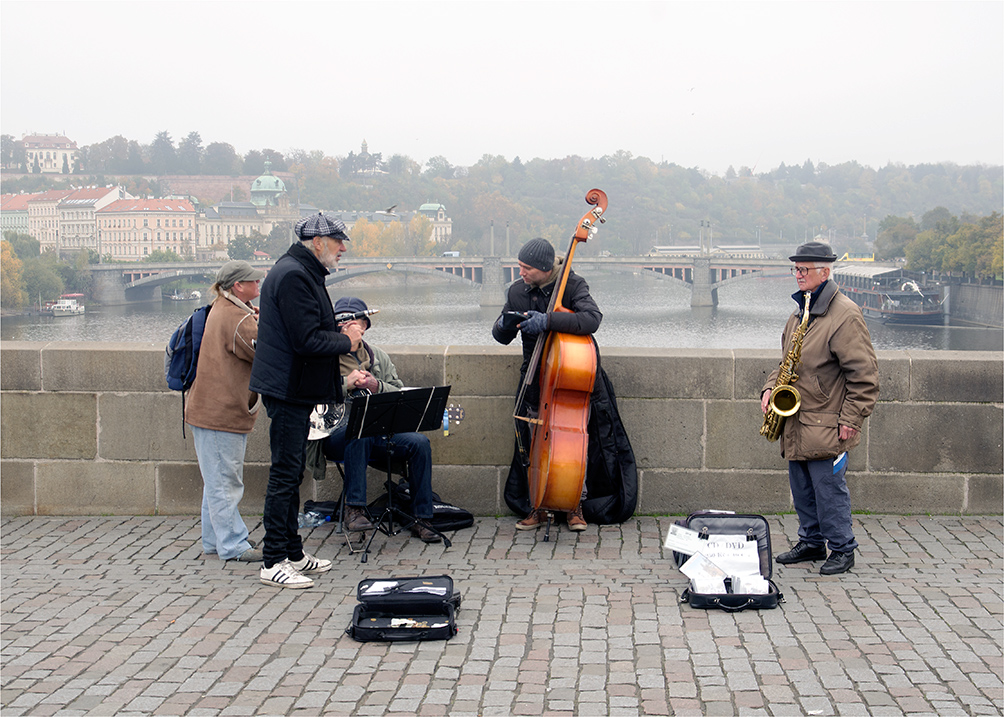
[790,266,818,277]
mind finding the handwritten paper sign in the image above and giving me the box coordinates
[695,534,760,576]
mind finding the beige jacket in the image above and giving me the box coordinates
[185,292,260,434]
[763,280,879,461]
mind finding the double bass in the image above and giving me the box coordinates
[514,189,608,528]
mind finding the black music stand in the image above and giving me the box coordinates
[342,386,452,563]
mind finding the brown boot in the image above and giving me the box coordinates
[410,519,442,544]
[343,505,374,532]
[567,503,587,531]
[516,509,547,531]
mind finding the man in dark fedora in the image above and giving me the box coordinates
[250,213,365,589]
[761,240,879,576]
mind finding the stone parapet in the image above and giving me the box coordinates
[2,342,1001,517]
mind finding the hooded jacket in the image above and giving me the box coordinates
[762,279,879,461]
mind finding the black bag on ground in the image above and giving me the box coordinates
[368,480,475,532]
[675,512,783,612]
[346,575,460,642]
[304,485,475,533]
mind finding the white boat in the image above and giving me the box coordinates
[51,296,85,316]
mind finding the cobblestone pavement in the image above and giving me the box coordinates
[1,514,1001,716]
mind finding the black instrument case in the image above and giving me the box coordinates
[346,575,460,642]
[675,512,783,612]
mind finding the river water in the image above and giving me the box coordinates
[2,272,1001,351]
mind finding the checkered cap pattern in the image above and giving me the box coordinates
[294,212,350,241]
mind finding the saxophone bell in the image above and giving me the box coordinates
[767,384,801,417]
[759,291,812,442]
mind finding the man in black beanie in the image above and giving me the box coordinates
[491,237,602,531]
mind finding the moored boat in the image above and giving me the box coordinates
[833,265,944,324]
[50,294,86,317]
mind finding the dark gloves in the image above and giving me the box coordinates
[519,310,548,336]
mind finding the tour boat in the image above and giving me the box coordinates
[50,294,86,317]
[833,265,944,324]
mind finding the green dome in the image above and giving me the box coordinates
[250,161,286,206]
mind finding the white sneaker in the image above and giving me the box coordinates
[260,560,313,589]
[290,552,332,575]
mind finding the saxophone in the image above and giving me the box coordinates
[760,291,811,442]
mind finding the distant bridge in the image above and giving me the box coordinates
[90,256,791,307]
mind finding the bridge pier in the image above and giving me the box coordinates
[690,257,718,308]
[91,268,127,305]
[479,256,506,307]
[124,285,162,304]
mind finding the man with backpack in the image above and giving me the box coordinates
[250,213,364,589]
[185,260,266,563]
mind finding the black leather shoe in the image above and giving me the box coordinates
[776,541,828,564]
[819,550,855,575]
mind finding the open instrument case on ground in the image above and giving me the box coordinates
[346,575,460,642]
[672,512,784,612]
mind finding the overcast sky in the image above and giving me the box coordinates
[2,1,1001,175]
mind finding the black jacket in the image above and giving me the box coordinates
[492,266,602,376]
[493,266,636,524]
[249,242,351,404]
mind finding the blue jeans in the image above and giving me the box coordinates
[322,428,434,519]
[788,456,858,554]
[261,396,312,569]
[191,426,252,561]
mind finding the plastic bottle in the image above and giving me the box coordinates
[297,511,328,528]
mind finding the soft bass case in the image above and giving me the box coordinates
[675,512,783,612]
[346,575,460,642]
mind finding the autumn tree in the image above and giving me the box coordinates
[345,218,385,257]
[1,240,27,308]
[407,214,436,256]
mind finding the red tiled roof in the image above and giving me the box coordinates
[27,189,75,203]
[97,198,195,213]
[1,193,41,211]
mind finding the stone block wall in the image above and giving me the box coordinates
[1,342,1001,517]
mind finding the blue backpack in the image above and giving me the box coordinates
[164,303,212,392]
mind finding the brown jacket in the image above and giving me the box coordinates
[762,280,879,461]
[185,292,259,434]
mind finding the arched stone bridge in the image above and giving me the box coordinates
[89,256,791,307]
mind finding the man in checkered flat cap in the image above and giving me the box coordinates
[250,212,365,589]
